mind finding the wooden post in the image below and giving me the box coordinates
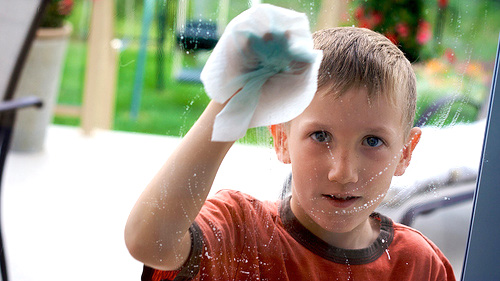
[217,0,230,35]
[81,0,117,135]
[316,0,350,31]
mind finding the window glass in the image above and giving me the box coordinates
[12,0,497,279]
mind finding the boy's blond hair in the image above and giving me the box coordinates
[312,27,417,135]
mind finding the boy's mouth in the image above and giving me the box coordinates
[322,194,361,208]
[323,194,359,200]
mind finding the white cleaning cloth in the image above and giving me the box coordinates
[200,4,323,142]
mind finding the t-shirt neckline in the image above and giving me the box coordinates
[279,196,394,265]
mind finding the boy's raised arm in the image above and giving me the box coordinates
[124,5,321,272]
[125,100,235,271]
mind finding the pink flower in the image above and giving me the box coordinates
[416,21,432,45]
[444,48,456,63]
[395,22,409,38]
[371,11,383,26]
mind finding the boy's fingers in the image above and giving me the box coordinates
[290,61,309,75]
[262,32,274,41]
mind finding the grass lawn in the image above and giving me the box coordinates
[54,0,499,146]
[55,39,271,145]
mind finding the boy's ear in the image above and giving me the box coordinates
[394,127,422,176]
[268,124,291,164]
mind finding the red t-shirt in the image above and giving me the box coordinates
[142,190,456,281]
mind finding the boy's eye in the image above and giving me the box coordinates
[363,136,383,147]
[311,131,331,143]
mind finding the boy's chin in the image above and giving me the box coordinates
[309,212,373,234]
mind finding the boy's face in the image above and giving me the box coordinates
[275,87,420,239]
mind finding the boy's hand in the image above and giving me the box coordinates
[200,4,323,142]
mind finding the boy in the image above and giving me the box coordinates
[125,27,456,280]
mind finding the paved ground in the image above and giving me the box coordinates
[3,125,289,280]
[3,124,480,280]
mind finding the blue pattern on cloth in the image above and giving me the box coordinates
[200,4,323,141]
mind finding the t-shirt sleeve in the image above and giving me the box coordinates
[392,223,457,281]
[141,222,203,281]
[141,265,179,281]
[141,190,252,280]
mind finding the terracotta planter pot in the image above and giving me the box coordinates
[12,24,72,152]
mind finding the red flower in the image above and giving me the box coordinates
[395,22,409,38]
[58,0,74,16]
[416,21,432,45]
[358,19,373,29]
[371,11,383,26]
[444,48,456,63]
[385,32,398,45]
[438,0,448,9]
[354,6,364,20]
[355,7,382,30]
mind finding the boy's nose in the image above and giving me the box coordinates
[327,150,359,184]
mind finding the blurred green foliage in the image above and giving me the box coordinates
[353,0,427,62]
[55,0,500,145]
